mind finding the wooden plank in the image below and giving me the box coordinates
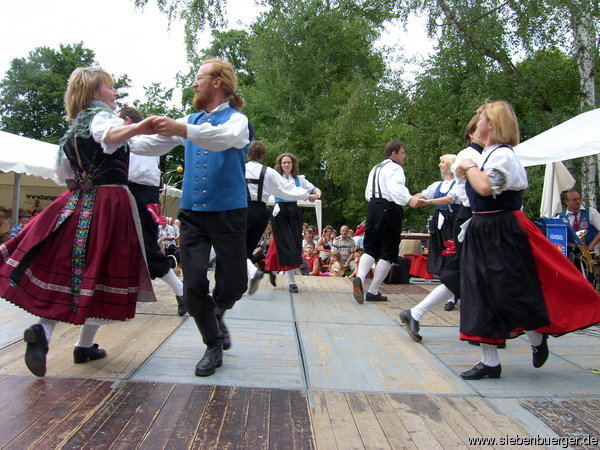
[365,392,417,449]
[110,382,175,449]
[242,388,270,450]
[136,383,196,450]
[79,381,156,449]
[288,389,315,450]
[217,386,252,449]
[3,378,110,449]
[321,391,362,449]
[17,380,114,449]
[0,375,42,406]
[0,377,88,447]
[165,385,213,449]
[191,384,231,449]
[397,394,466,450]
[346,392,391,449]
[267,388,293,449]
[310,391,338,450]
[428,396,485,448]
[387,393,443,449]
[61,381,149,449]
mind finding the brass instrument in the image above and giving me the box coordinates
[575,230,594,275]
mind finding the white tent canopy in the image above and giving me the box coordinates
[514,108,600,167]
[514,108,600,217]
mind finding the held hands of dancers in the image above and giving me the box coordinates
[122,115,188,139]
[308,192,321,202]
[408,194,427,208]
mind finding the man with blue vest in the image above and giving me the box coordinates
[559,189,600,252]
[131,58,253,377]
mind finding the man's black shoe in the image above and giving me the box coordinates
[460,362,501,380]
[289,284,299,293]
[365,292,388,301]
[399,310,422,342]
[73,344,107,364]
[195,345,223,377]
[444,301,455,311]
[352,278,364,304]
[23,324,48,377]
[176,295,187,316]
[248,270,264,295]
[532,334,549,368]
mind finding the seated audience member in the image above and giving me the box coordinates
[10,211,30,238]
[332,224,356,273]
[302,228,319,249]
[304,242,321,276]
[318,226,334,265]
[158,219,177,256]
[347,249,372,279]
[321,251,342,277]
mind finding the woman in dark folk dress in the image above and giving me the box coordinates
[458,100,600,380]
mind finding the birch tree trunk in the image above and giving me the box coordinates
[569,0,597,208]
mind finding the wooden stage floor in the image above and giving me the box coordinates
[0,274,599,449]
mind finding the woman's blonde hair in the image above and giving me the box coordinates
[64,67,113,120]
[480,101,520,147]
[439,154,456,166]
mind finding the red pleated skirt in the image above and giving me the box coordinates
[0,185,155,324]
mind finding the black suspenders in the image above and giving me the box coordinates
[246,165,268,202]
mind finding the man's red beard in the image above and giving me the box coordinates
[193,92,204,110]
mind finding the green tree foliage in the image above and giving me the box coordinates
[0,43,96,143]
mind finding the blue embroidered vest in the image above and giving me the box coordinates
[181,108,252,212]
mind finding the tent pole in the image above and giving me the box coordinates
[12,172,21,227]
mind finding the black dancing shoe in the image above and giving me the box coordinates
[23,324,49,377]
[195,344,223,377]
[399,310,422,342]
[248,270,264,296]
[460,362,501,380]
[73,344,107,364]
[176,295,187,316]
[532,334,549,368]
[289,284,299,293]
[365,292,388,301]
[216,315,231,351]
[444,301,455,311]
[269,272,277,287]
[352,278,364,304]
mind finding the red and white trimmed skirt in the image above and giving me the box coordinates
[0,185,155,325]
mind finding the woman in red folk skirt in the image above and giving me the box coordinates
[457,100,600,380]
[0,67,156,377]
